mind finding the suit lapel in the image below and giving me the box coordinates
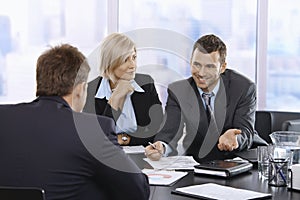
[170,78,209,154]
[214,77,227,132]
[170,78,208,134]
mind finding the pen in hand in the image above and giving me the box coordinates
[148,142,162,155]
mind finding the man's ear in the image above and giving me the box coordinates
[73,82,86,97]
[69,82,87,112]
[220,62,227,73]
[73,84,81,98]
[79,82,87,95]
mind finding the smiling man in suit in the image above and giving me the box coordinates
[145,34,257,162]
[0,44,149,200]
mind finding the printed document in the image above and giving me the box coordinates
[142,169,188,186]
[173,183,272,200]
[143,156,199,170]
[122,145,145,154]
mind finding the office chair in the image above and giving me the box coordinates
[255,111,300,143]
[0,186,46,200]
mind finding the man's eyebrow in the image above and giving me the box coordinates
[206,64,217,67]
[193,61,201,65]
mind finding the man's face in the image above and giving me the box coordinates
[190,49,226,92]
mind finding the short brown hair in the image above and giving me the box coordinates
[36,44,90,97]
[192,34,227,65]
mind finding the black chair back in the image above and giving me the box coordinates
[0,186,45,200]
[255,111,300,143]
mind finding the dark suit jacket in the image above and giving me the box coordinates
[83,73,163,146]
[0,96,149,200]
[155,69,257,162]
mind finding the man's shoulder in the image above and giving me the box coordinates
[77,111,114,124]
[222,69,255,86]
[166,77,197,100]
[221,69,256,98]
[169,77,194,88]
[69,111,116,141]
[0,101,35,111]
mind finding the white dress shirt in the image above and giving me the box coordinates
[198,80,220,111]
[95,77,144,134]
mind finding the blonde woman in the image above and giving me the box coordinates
[84,33,163,146]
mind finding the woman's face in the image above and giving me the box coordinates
[112,48,137,81]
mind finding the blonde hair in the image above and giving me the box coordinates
[99,33,136,78]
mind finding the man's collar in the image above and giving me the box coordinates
[198,79,220,96]
[36,96,71,108]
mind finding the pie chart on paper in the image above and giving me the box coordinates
[142,169,188,185]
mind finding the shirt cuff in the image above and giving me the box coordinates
[160,141,172,156]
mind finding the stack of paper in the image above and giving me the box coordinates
[143,156,199,170]
[172,183,272,200]
[122,145,145,154]
[142,169,188,186]
[291,164,300,190]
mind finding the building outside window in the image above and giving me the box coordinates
[1,0,300,113]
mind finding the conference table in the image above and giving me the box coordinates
[129,154,300,200]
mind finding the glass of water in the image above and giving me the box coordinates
[257,145,274,179]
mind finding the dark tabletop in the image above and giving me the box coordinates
[129,153,300,200]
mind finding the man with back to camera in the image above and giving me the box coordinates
[0,44,149,200]
[145,34,258,162]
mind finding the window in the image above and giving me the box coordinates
[1,0,300,112]
[0,0,107,104]
[266,0,300,111]
[119,0,257,106]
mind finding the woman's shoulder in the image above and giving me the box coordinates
[135,73,153,79]
[135,73,154,85]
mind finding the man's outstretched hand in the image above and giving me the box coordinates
[218,129,242,151]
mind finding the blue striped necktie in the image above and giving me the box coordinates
[202,93,214,122]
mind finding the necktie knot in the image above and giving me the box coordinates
[202,93,213,107]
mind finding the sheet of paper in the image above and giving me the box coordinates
[142,169,188,186]
[143,156,199,170]
[122,145,145,154]
[175,183,272,200]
